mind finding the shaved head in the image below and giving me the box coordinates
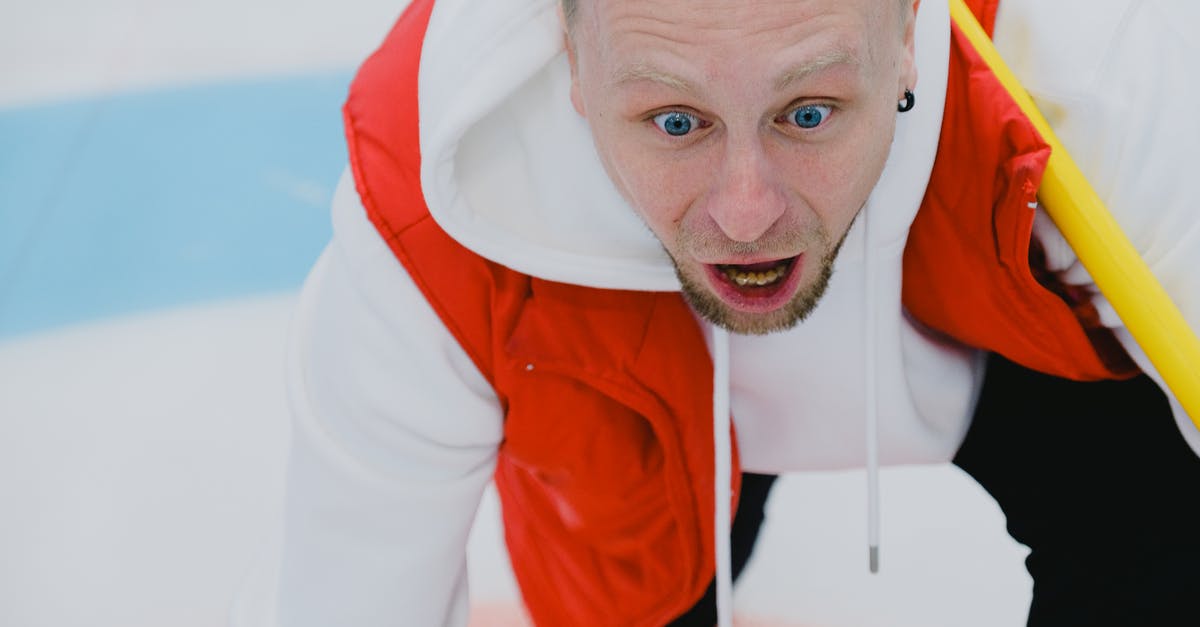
[562,0,914,34]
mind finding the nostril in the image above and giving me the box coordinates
[706,181,788,242]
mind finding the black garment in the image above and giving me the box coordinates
[954,353,1200,626]
[667,472,778,626]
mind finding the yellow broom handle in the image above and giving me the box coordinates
[948,0,1200,428]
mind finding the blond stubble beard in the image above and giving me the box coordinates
[669,227,849,336]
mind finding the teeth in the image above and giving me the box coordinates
[723,263,788,287]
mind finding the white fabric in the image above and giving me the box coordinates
[711,327,734,627]
[233,173,503,627]
[237,0,1200,625]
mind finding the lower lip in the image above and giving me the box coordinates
[704,256,805,313]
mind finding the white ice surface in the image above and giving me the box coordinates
[0,0,409,108]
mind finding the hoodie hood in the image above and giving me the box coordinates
[417,0,950,292]
[418,0,671,290]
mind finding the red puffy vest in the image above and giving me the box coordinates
[341,0,1135,623]
[902,2,1137,380]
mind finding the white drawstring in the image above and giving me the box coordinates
[864,202,881,574]
[712,325,734,627]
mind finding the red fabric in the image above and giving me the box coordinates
[343,1,739,623]
[901,14,1138,381]
[963,0,1002,36]
[492,281,741,625]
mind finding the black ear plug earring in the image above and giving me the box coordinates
[898,89,915,113]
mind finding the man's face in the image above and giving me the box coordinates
[566,0,917,334]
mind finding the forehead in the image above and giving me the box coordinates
[575,0,892,92]
[578,0,887,59]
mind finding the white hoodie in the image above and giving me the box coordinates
[234,0,1200,625]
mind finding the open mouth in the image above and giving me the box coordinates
[702,255,804,314]
[715,257,798,290]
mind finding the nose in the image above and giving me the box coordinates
[703,135,787,243]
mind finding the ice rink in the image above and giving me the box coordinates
[0,1,1032,625]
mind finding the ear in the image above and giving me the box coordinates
[898,0,920,98]
[560,7,587,117]
[567,45,586,117]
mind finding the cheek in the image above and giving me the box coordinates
[593,129,702,235]
[627,163,695,227]
[791,120,895,230]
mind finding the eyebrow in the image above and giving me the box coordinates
[610,62,698,95]
[772,50,858,91]
[610,49,859,95]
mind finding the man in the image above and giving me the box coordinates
[238,0,1200,625]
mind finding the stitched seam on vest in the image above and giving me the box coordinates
[344,107,498,385]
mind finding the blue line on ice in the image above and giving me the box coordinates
[0,73,350,339]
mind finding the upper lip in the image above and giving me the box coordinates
[704,254,800,268]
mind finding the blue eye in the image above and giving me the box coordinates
[788,104,832,129]
[653,111,699,136]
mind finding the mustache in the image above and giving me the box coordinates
[677,207,861,263]
[677,225,822,260]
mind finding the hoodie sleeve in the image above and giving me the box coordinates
[996,0,1200,452]
[242,170,504,626]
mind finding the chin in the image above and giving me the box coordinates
[677,260,835,336]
